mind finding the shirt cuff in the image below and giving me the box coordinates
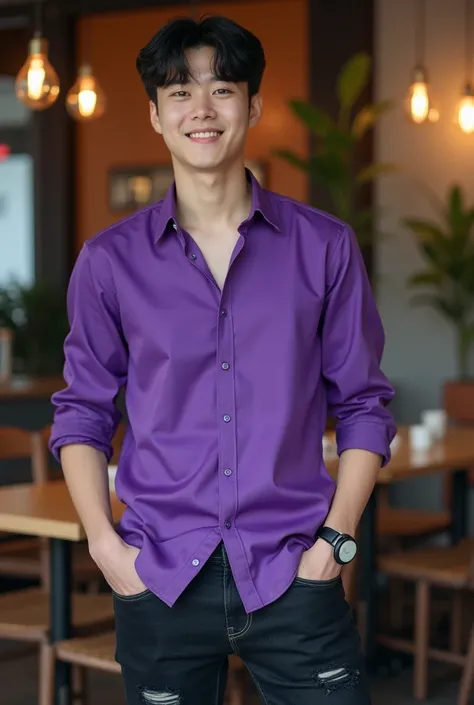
[336,420,395,467]
[49,421,113,463]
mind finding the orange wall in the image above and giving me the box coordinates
[75,0,309,249]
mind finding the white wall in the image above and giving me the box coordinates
[375,0,474,426]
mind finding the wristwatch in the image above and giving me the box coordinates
[316,526,358,565]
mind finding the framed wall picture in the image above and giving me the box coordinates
[108,165,174,211]
[108,160,267,212]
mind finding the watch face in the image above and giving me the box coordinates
[338,539,357,563]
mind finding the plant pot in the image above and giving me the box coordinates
[443,379,474,425]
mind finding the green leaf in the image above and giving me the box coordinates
[351,100,393,138]
[273,149,309,172]
[403,219,446,243]
[323,129,355,154]
[288,100,334,137]
[409,294,464,322]
[356,162,398,185]
[308,153,347,187]
[337,53,371,110]
[407,271,444,288]
[448,185,464,227]
[350,208,376,246]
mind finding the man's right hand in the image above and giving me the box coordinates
[89,533,148,597]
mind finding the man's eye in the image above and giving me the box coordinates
[215,89,232,95]
[172,91,188,97]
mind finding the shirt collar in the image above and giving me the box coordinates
[153,168,282,243]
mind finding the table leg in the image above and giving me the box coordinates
[359,489,377,669]
[50,538,72,705]
[451,469,469,544]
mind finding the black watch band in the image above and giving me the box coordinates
[316,526,358,565]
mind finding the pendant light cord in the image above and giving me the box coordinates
[34,0,43,36]
[465,0,473,82]
[415,0,426,68]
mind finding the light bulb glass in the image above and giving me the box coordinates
[456,88,474,134]
[409,81,430,123]
[66,66,106,121]
[15,36,60,110]
[404,67,438,125]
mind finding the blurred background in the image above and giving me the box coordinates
[0,1,474,704]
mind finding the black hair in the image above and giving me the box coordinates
[136,15,266,105]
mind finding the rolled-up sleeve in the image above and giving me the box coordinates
[321,225,396,466]
[49,241,128,463]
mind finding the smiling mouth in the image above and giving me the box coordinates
[185,130,223,142]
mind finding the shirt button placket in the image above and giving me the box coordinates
[216,299,237,541]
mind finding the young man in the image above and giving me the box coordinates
[50,15,396,705]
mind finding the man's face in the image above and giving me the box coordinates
[150,45,262,171]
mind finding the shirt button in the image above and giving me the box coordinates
[221,362,230,370]
[223,414,231,423]
[224,468,233,477]
[225,520,231,529]
[220,309,227,318]
[189,252,197,261]
[172,223,177,230]
[192,558,200,567]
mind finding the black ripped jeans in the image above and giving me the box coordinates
[113,543,370,705]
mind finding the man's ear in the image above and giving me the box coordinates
[150,100,162,135]
[248,93,263,129]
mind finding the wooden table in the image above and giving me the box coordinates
[0,375,65,400]
[325,425,474,670]
[0,427,472,693]
[0,480,123,705]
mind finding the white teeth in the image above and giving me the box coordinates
[188,131,221,139]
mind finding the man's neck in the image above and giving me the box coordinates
[173,161,252,234]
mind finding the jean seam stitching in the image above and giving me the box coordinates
[231,613,252,641]
[245,663,271,705]
[223,557,233,642]
[215,663,221,705]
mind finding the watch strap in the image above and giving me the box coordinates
[316,526,340,545]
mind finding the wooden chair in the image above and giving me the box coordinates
[377,538,474,701]
[0,427,100,590]
[0,428,116,705]
[56,631,248,705]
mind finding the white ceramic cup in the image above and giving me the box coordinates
[421,409,447,440]
[409,424,432,451]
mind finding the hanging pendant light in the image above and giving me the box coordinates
[456,0,474,133]
[15,31,60,111]
[404,0,439,124]
[66,64,106,121]
[15,1,60,111]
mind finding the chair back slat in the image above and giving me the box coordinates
[444,383,474,426]
[0,427,34,460]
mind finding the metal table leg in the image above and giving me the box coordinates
[359,489,377,670]
[50,538,72,705]
[451,469,469,544]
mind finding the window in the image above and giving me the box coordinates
[0,75,34,287]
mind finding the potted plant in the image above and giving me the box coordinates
[0,280,69,376]
[274,52,396,247]
[404,184,474,421]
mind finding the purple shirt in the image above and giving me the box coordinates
[50,170,396,613]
